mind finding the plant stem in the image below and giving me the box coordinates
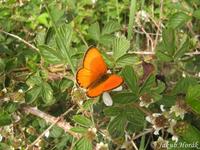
[128,0,137,40]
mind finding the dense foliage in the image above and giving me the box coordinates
[0,0,200,149]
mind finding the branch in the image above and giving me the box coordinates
[0,30,39,52]
[25,105,77,150]
[22,106,79,138]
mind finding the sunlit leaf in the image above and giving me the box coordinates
[167,12,191,29]
[122,66,138,95]
[73,115,92,127]
[186,85,200,114]
[101,21,121,35]
[112,37,130,60]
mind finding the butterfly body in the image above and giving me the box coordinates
[76,47,123,98]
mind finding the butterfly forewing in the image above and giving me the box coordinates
[76,47,107,88]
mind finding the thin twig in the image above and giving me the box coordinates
[133,128,153,140]
[0,30,39,51]
[127,135,139,150]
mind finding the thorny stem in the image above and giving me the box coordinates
[23,106,79,140]
[25,105,75,149]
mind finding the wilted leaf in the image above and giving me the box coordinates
[140,61,155,82]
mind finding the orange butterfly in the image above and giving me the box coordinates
[76,47,123,98]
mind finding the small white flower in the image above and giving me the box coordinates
[2,88,7,93]
[139,93,154,108]
[45,130,50,138]
[3,97,10,101]
[152,113,162,117]
[146,113,168,135]
[167,119,179,142]
[160,105,166,112]
[102,92,113,106]
[18,89,23,93]
[91,0,97,4]
[170,105,186,119]
[153,137,168,149]
[96,142,108,150]
[182,72,186,78]
[0,134,2,142]
[88,127,97,134]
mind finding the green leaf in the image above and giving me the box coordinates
[25,86,42,104]
[0,112,12,126]
[116,54,140,67]
[173,77,197,95]
[126,107,145,131]
[59,78,73,92]
[162,28,176,55]
[41,82,54,105]
[50,126,64,138]
[112,37,130,60]
[181,124,200,143]
[73,115,92,127]
[74,137,92,150]
[101,21,121,35]
[139,75,155,94]
[70,127,87,134]
[108,113,127,138]
[112,92,138,104]
[186,85,200,114]
[0,143,10,149]
[37,13,50,27]
[39,45,63,64]
[156,43,173,62]
[58,24,73,49]
[0,58,5,74]
[88,22,100,41]
[174,35,190,59]
[122,66,138,95]
[167,12,191,29]
[193,9,200,19]
[103,107,122,116]
[99,34,114,46]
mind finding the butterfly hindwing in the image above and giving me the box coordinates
[87,74,123,97]
[76,47,107,88]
